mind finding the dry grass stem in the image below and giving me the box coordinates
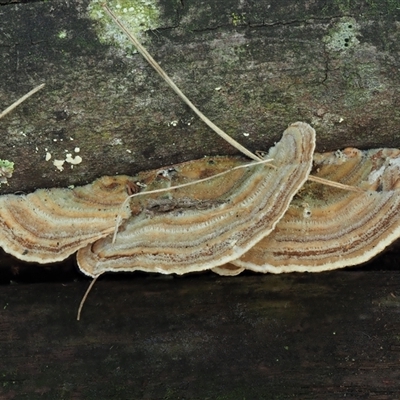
[308,175,363,192]
[0,83,45,120]
[77,275,101,321]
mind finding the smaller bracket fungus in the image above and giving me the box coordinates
[0,176,133,263]
[233,147,400,273]
[211,264,245,276]
[76,122,316,278]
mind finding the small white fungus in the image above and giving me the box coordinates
[65,154,83,165]
[53,160,65,171]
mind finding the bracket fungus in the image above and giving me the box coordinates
[233,147,400,273]
[76,122,315,277]
[211,264,245,276]
[0,176,133,263]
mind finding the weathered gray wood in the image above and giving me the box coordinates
[0,0,399,193]
[1,270,400,399]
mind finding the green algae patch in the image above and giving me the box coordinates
[87,0,160,54]
[0,160,14,185]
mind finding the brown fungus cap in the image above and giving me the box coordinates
[233,147,400,273]
[77,122,316,277]
[0,176,133,263]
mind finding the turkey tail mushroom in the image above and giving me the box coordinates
[77,122,315,277]
[0,176,133,263]
[233,147,400,273]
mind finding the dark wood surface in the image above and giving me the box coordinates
[2,266,400,399]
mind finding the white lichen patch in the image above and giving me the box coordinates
[87,0,160,54]
[0,160,14,185]
[323,17,360,52]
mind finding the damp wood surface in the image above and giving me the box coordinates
[1,270,400,399]
[0,0,399,193]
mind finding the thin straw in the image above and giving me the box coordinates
[112,157,275,243]
[0,83,45,120]
[77,275,100,321]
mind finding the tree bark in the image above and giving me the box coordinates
[0,0,399,193]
